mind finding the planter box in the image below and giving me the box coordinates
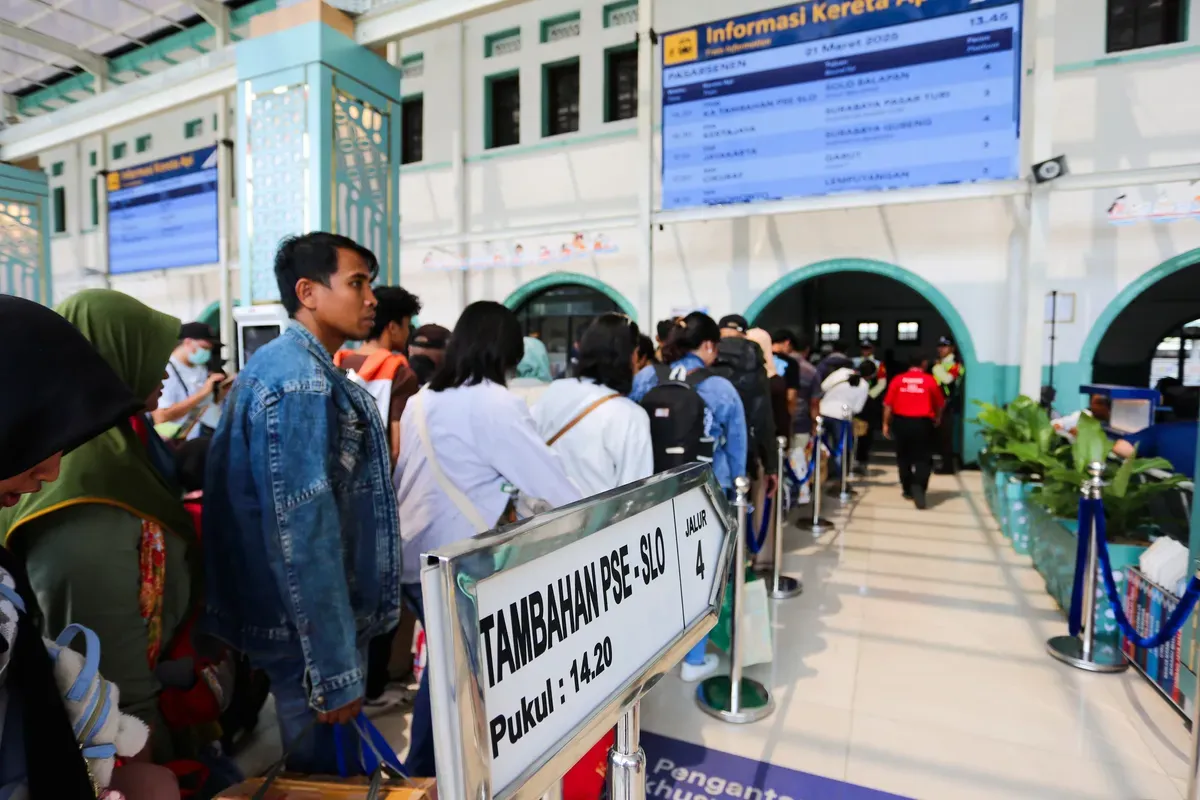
[1028,502,1146,644]
[992,469,1015,536]
[1003,479,1038,555]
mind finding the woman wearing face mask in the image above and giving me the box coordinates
[629,311,747,683]
[1,290,198,765]
[0,295,181,799]
[151,322,226,441]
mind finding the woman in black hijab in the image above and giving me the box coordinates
[0,294,143,798]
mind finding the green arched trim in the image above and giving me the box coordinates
[1079,246,1200,374]
[197,300,220,329]
[744,257,978,368]
[503,272,638,321]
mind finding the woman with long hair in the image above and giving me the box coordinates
[630,311,747,682]
[393,300,580,777]
[532,313,653,496]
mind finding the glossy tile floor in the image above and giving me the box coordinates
[235,457,1195,799]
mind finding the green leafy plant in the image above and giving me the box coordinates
[973,395,1067,478]
[1033,414,1187,541]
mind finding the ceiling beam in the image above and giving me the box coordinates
[0,21,109,82]
[181,0,230,45]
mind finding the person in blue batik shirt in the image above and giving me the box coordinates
[631,311,747,683]
[202,233,401,774]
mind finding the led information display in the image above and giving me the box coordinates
[107,146,219,275]
[660,0,1023,210]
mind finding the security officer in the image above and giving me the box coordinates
[883,352,945,509]
[931,335,964,474]
[853,340,887,476]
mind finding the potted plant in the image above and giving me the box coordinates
[1029,413,1186,640]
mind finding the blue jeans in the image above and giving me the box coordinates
[257,647,368,775]
[402,583,436,777]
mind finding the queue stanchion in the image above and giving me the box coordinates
[606,702,646,800]
[1046,461,1128,672]
[765,436,802,599]
[697,477,775,723]
[837,405,855,504]
[808,416,834,533]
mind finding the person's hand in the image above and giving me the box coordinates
[882,425,891,440]
[765,474,778,498]
[201,372,225,397]
[317,697,363,726]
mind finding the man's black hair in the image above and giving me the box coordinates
[656,318,677,343]
[771,328,795,347]
[857,359,877,380]
[575,313,641,395]
[367,286,422,341]
[832,339,849,354]
[274,232,380,316]
[410,354,437,386]
[429,301,524,391]
[636,334,657,365]
[908,352,927,368]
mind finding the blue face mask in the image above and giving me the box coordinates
[190,347,212,367]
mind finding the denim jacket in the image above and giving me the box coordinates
[201,323,400,713]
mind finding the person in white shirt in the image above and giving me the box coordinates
[819,360,874,421]
[532,313,654,497]
[151,321,225,440]
[393,301,581,777]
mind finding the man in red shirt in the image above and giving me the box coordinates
[883,353,945,509]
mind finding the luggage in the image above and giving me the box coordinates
[639,364,715,472]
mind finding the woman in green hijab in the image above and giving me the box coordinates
[1,289,196,763]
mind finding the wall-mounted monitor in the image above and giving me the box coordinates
[660,0,1023,210]
[107,145,219,274]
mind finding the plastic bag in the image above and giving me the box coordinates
[710,568,773,667]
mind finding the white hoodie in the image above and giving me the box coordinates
[819,366,870,420]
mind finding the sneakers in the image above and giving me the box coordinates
[680,653,719,683]
[901,485,912,501]
[912,485,928,510]
[798,485,812,506]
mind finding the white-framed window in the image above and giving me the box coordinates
[819,322,841,343]
[897,321,920,342]
[857,321,880,343]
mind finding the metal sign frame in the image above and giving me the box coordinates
[421,464,734,800]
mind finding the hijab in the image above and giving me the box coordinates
[0,295,141,482]
[0,290,195,545]
[747,328,778,379]
[516,336,553,382]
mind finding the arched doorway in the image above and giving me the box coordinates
[1085,254,1200,390]
[504,273,636,379]
[746,258,981,462]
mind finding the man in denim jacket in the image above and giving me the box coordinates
[202,233,400,772]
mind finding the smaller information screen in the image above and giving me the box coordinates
[107,146,219,275]
[660,0,1023,210]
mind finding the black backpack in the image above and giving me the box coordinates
[713,337,775,472]
[640,364,715,473]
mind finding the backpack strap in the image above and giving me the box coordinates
[53,623,102,703]
[0,583,25,615]
[684,368,712,387]
[652,363,671,385]
[547,394,619,446]
[412,391,492,534]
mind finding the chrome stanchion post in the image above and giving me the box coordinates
[697,477,774,723]
[808,416,833,533]
[1046,461,1128,672]
[767,436,802,599]
[541,780,565,800]
[838,404,854,504]
[606,703,645,800]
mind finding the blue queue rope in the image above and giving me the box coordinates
[746,495,772,555]
[1067,497,1094,637]
[1090,500,1200,649]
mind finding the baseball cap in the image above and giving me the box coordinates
[937,335,955,347]
[859,339,875,349]
[179,321,221,346]
[410,323,450,349]
[718,314,749,334]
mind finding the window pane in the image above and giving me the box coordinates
[90,177,98,228]
[52,187,66,233]
[819,322,840,342]
[897,321,920,342]
[857,321,880,342]
[546,62,580,136]
[401,98,424,164]
[1107,0,1184,52]
[606,49,638,122]
[490,75,520,148]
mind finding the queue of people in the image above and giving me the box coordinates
[0,227,973,795]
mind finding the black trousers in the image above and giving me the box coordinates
[855,422,874,467]
[893,415,936,494]
[937,407,958,471]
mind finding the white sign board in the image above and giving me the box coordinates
[475,485,723,793]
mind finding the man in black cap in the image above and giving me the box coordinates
[718,313,749,338]
[407,323,450,386]
[714,312,777,480]
[853,340,887,476]
[151,321,226,440]
[931,335,965,474]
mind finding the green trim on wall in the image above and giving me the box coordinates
[484,69,521,150]
[503,272,638,321]
[540,12,581,43]
[603,0,639,28]
[399,159,452,175]
[541,56,580,138]
[468,126,636,162]
[401,53,424,65]
[603,42,638,123]
[1056,42,1200,74]
[484,27,522,58]
[744,257,986,462]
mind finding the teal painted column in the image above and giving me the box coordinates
[0,163,51,304]
[236,20,401,305]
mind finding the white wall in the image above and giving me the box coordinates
[32,0,1200,368]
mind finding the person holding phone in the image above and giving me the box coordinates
[152,322,226,440]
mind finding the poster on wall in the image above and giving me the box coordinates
[419,231,621,271]
[659,0,1023,210]
[1107,182,1200,224]
[107,146,219,275]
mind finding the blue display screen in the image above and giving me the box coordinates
[660,0,1023,210]
[107,146,219,275]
